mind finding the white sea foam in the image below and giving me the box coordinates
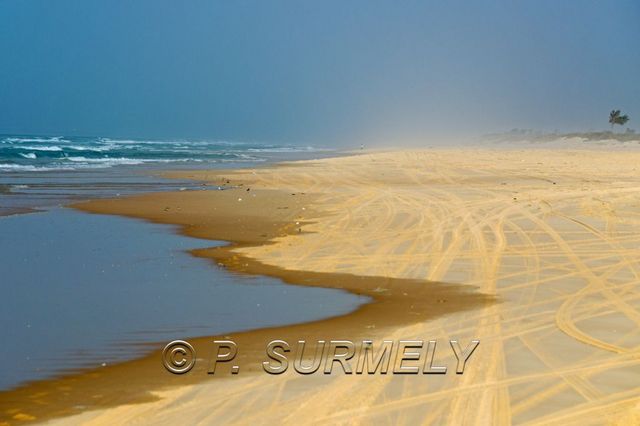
[0,163,72,171]
[3,136,66,143]
[10,184,29,190]
[14,145,63,151]
[67,145,114,152]
[64,157,209,165]
[65,157,146,165]
[0,135,321,171]
[246,146,326,153]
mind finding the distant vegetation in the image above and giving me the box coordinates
[609,109,630,131]
[483,110,634,143]
[483,127,639,144]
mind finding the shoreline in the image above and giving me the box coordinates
[0,164,492,424]
[5,147,640,424]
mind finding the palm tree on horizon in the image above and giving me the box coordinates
[609,110,630,131]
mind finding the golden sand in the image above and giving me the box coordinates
[4,147,640,425]
[0,159,490,425]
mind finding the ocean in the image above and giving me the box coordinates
[0,134,324,172]
[0,135,365,391]
[0,134,334,216]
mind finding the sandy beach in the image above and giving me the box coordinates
[2,1,637,424]
[3,146,640,425]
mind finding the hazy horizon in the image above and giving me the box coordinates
[1,1,638,146]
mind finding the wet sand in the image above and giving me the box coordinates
[0,175,490,425]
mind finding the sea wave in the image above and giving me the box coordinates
[3,136,66,143]
[0,163,74,171]
[67,145,114,152]
[0,134,325,171]
[65,156,146,165]
[12,145,63,151]
[246,146,324,153]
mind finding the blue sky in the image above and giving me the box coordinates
[0,0,638,145]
